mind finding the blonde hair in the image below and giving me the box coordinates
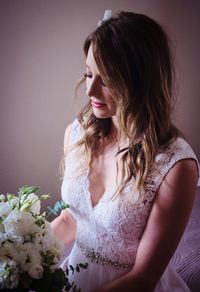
[62,11,180,195]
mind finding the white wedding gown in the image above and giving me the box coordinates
[61,119,198,292]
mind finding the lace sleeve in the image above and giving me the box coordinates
[146,137,199,193]
[69,119,84,145]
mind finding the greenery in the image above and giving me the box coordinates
[0,186,88,292]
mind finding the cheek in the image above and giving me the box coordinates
[85,80,90,94]
[108,98,117,112]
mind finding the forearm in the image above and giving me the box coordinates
[94,270,155,292]
[51,210,76,245]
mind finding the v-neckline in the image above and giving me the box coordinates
[84,169,116,210]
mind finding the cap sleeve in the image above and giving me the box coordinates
[146,138,199,193]
[69,119,84,146]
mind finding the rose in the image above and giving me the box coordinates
[13,242,43,277]
[0,185,75,291]
[0,241,19,260]
[3,209,39,236]
[28,264,44,279]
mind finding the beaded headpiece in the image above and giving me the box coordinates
[97,9,112,27]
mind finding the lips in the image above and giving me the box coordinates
[91,100,106,108]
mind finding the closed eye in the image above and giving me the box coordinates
[84,72,106,87]
[84,72,92,78]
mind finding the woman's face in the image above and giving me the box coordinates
[85,45,117,119]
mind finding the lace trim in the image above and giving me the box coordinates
[76,240,134,270]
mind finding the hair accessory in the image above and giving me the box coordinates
[97,9,112,27]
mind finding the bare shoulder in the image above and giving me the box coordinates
[64,123,73,152]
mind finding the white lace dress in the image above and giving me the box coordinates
[61,119,198,292]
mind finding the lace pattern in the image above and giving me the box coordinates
[62,119,199,266]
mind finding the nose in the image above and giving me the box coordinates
[86,77,101,97]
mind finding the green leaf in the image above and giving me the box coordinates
[69,265,74,271]
[60,200,70,209]
[41,194,50,200]
[47,206,58,216]
[46,200,70,218]
[29,266,52,291]
[78,262,88,270]
[65,267,69,276]
[18,185,39,196]
[7,193,15,201]
[49,268,67,291]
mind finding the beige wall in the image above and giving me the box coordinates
[0,0,199,206]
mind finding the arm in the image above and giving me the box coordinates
[51,123,76,245]
[51,209,76,245]
[95,159,198,292]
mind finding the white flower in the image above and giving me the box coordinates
[0,194,5,202]
[34,221,64,255]
[28,264,43,279]
[0,202,11,217]
[0,241,18,259]
[16,242,42,272]
[28,193,41,213]
[34,221,54,252]
[3,209,37,236]
[9,196,19,209]
[0,233,8,245]
[21,193,41,214]
[8,234,24,244]
[29,193,41,214]
[0,186,68,290]
[0,257,20,289]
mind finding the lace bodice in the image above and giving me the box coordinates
[61,119,198,266]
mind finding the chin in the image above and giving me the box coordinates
[92,108,116,119]
[93,111,111,119]
[93,113,110,119]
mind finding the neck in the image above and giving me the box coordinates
[111,116,127,144]
[100,117,128,153]
[111,115,119,135]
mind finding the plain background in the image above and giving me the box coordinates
[0,0,199,208]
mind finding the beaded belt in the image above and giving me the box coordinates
[76,240,134,270]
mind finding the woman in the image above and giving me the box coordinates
[52,11,198,292]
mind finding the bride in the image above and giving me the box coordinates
[51,10,198,292]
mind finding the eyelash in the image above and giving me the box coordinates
[84,73,106,87]
[84,73,92,78]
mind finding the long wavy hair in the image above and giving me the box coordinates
[63,11,180,194]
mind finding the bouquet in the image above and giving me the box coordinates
[0,186,87,291]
